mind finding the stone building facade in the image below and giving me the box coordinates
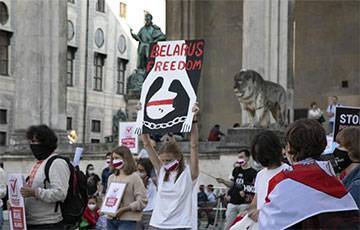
[0,0,68,154]
[166,0,360,138]
[66,0,137,144]
[0,0,166,151]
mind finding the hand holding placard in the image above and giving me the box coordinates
[100,182,127,216]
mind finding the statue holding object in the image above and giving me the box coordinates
[130,13,166,70]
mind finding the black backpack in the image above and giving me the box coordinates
[43,155,87,225]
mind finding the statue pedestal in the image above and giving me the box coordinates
[219,127,285,149]
[126,98,140,121]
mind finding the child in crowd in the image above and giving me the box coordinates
[137,158,157,229]
[106,146,147,230]
[141,103,200,229]
[80,196,100,229]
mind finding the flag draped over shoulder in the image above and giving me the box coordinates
[259,160,358,230]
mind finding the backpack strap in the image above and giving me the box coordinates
[44,155,60,188]
[43,155,71,213]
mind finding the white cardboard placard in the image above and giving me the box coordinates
[100,182,127,215]
[73,147,84,166]
[119,122,138,154]
[8,174,27,230]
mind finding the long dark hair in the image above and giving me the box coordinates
[85,164,94,177]
[137,158,153,178]
[137,158,154,188]
[159,141,185,182]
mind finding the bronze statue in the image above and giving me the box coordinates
[112,109,128,140]
[126,69,145,96]
[233,69,287,128]
[130,13,166,70]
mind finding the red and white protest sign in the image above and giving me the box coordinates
[8,174,27,230]
[100,182,127,215]
[135,39,205,135]
[119,122,138,154]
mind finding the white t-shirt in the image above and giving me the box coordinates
[150,165,198,229]
[143,178,157,212]
[207,192,217,203]
[308,108,322,120]
[255,163,289,209]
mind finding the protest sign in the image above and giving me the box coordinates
[73,147,84,166]
[333,106,360,141]
[135,39,205,134]
[119,122,138,154]
[8,174,27,230]
[100,182,127,215]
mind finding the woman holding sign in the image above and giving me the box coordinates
[105,146,147,230]
[141,103,200,230]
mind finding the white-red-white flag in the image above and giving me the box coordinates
[259,161,358,230]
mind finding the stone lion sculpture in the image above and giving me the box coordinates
[233,69,287,127]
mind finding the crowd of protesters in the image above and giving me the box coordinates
[1,99,359,230]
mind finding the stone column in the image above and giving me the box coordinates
[166,0,197,40]
[242,0,294,125]
[9,0,67,145]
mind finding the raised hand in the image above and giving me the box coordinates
[134,102,143,134]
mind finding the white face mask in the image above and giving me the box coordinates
[235,158,246,167]
[88,204,97,211]
[163,160,179,171]
[112,159,124,169]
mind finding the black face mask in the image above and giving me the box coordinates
[30,144,53,160]
[333,148,352,173]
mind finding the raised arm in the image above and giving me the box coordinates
[141,134,161,174]
[130,28,140,42]
[216,178,234,188]
[190,104,200,181]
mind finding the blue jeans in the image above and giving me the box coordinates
[328,121,334,134]
[107,219,136,230]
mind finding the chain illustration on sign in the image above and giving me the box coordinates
[135,40,200,134]
[143,116,188,130]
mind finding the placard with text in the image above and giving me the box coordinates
[100,182,127,215]
[333,106,360,141]
[135,39,205,134]
[8,174,27,230]
[119,122,138,154]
